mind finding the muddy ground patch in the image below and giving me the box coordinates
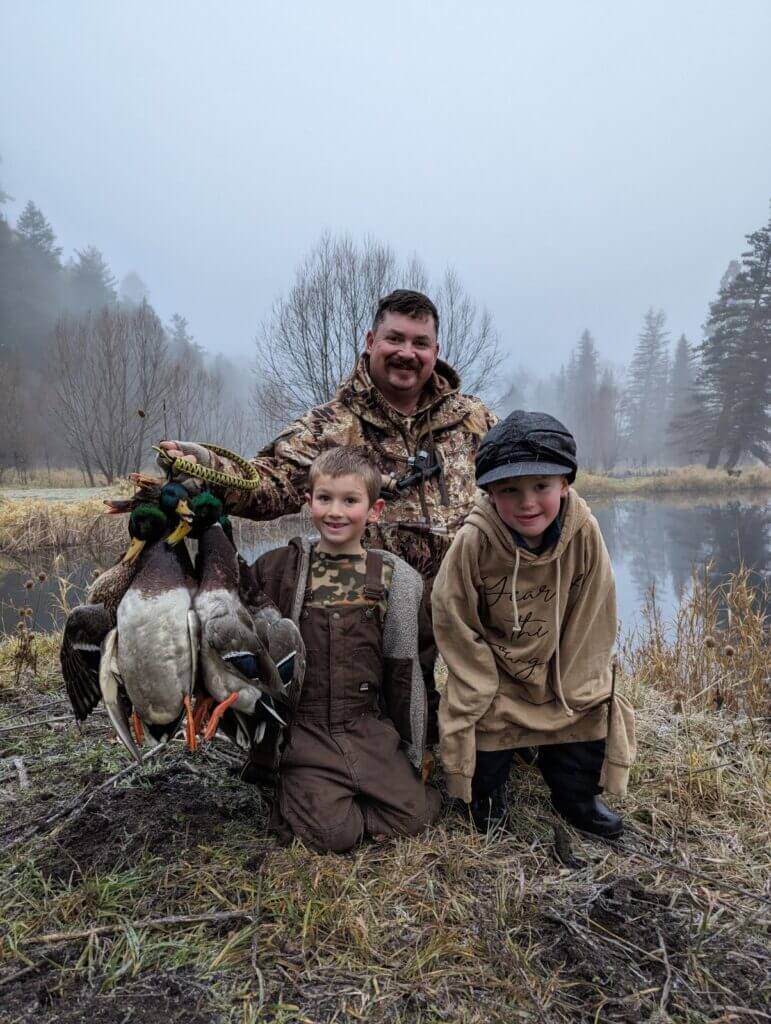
[38,766,270,880]
[3,965,223,1024]
[528,877,770,1020]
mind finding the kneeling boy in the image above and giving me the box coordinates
[433,411,635,837]
[252,448,440,852]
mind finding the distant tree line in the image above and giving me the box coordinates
[0,160,768,481]
[0,186,255,483]
[499,209,770,472]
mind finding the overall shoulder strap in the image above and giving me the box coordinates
[363,550,386,602]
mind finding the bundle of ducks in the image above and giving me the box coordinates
[61,482,305,764]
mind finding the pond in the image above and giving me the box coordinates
[1,492,768,638]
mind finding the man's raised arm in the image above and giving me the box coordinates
[159,408,331,522]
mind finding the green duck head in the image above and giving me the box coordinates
[159,482,193,522]
[166,491,223,546]
[122,504,169,564]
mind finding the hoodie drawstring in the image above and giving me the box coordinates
[510,546,521,633]
[550,559,574,717]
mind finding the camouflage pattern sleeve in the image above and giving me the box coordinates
[211,405,348,521]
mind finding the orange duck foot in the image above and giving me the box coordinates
[203,692,239,742]
[131,712,144,745]
[183,695,197,752]
[192,695,215,735]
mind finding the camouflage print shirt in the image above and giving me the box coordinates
[306,550,393,617]
[206,355,496,582]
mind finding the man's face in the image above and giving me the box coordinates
[365,311,439,404]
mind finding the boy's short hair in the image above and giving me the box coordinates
[308,447,382,506]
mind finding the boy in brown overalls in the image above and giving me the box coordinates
[253,448,441,852]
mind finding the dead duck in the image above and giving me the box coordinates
[61,486,193,725]
[168,492,296,745]
[62,502,177,723]
[97,503,200,764]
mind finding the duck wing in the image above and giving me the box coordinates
[251,604,306,693]
[99,627,142,764]
[61,604,113,721]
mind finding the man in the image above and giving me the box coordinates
[160,289,495,582]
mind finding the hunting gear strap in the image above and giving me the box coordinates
[156,443,263,491]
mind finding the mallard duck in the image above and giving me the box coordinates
[102,478,192,523]
[97,504,200,764]
[170,492,297,746]
[62,502,174,723]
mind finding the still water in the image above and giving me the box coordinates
[1,493,768,637]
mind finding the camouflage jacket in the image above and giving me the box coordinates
[209,355,495,580]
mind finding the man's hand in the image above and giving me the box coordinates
[159,440,199,465]
[157,440,214,495]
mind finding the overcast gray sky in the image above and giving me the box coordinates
[2,0,770,374]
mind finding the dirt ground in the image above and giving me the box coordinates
[1,670,769,1023]
[3,966,222,1024]
[38,767,268,882]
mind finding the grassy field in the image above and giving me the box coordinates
[0,570,768,1022]
[575,463,771,497]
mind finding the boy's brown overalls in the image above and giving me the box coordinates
[253,538,440,852]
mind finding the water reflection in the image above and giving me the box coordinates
[1,493,768,637]
[593,494,770,632]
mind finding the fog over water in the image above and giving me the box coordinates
[2,0,771,370]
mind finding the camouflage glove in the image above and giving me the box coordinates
[156,441,215,495]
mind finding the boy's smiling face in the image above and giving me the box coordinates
[306,472,384,555]
[487,474,568,546]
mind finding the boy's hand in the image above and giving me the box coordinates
[421,751,435,783]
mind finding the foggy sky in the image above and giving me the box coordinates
[2,0,770,375]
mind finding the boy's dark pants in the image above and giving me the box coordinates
[472,739,606,804]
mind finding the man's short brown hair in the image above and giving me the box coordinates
[372,289,439,335]
[308,447,382,506]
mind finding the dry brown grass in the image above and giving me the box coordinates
[0,467,112,489]
[0,569,768,1022]
[0,497,124,554]
[621,563,769,718]
[576,463,771,497]
[0,492,306,555]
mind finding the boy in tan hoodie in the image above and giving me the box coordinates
[432,411,635,837]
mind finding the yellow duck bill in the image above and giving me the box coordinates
[122,537,147,564]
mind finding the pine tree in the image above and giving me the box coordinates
[120,271,149,306]
[167,313,205,363]
[573,329,600,467]
[596,367,622,471]
[666,334,697,465]
[67,246,116,314]
[697,213,771,468]
[16,201,62,260]
[624,308,670,466]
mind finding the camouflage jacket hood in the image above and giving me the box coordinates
[211,353,495,581]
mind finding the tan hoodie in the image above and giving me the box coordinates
[433,489,636,802]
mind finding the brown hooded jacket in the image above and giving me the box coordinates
[433,489,636,802]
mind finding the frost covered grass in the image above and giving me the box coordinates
[0,571,768,1022]
[576,463,771,497]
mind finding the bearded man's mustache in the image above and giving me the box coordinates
[388,360,422,371]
